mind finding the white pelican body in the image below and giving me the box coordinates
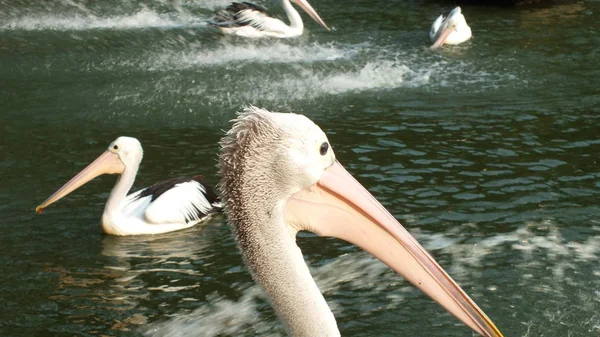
[210,0,329,38]
[36,137,221,236]
[219,107,504,337]
[430,7,472,49]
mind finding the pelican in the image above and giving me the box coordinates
[430,7,472,49]
[219,107,503,336]
[210,0,329,38]
[35,137,222,236]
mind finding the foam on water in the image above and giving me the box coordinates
[131,41,521,112]
[100,48,434,123]
[0,0,273,31]
[148,41,362,69]
[143,287,277,337]
[147,56,514,110]
[143,254,393,337]
[419,222,600,336]
[98,44,521,126]
[140,60,429,117]
[143,222,600,336]
[199,59,431,103]
[0,7,206,31]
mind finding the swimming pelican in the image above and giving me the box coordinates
[210,0,329,38]
[36,137,222,236]
[219,107,503,337]
[430,7,472,49]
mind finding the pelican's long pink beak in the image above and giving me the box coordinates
[286,161,503,337]
[431,25,454,49]
[35,151,125,214]
[293,0,330,31]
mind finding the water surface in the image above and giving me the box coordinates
[1,0,599,336]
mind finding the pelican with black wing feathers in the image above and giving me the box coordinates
[210,0,329,38]
[219,107,504,336]
[36,137,221,236]
[430,7,472,49]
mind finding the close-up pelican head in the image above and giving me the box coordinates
[430,6,472,49]
[219,106,503,336]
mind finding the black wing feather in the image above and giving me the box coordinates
[135,175,222,209]
[210,1,272,28]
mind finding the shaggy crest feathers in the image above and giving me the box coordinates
[219,106,283,225]
[218,105,324,230]
[219,106,280,171]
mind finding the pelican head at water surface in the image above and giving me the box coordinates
[219,107,503,336]
[36,137,221,236]
[210,0,329,38]
[430,6,472,49]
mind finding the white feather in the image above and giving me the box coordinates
[136,181,213,225]
[213,0,311,38]
[238,9,289,33]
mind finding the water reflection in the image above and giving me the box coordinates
[36,220,228,335]
[102,226,214,266]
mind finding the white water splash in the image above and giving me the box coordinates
[0,7,206,31]
[149,41,362,69]
[143,222,600,336]
[103,51,432,113]
[189,59,431,105]
[272,60,427,97]
[143,287,277,337]
[142,253,394,337]
[135,41,518,106]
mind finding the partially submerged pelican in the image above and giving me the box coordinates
[219,107,503,336]
[36,137,221,236]
[430,7,472,49]
[210,0,329,38]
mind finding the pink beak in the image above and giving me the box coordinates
[285,161,503,337]
[431,25,454,49]
[293,0,330,31]
[36,150,125,214]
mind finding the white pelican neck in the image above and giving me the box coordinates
[219,109,339,336]
[224,176,339,336]
[282,0,303,31]
[102,161,138,222]
[257,202,337,335]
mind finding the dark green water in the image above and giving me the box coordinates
[1,0,599,336]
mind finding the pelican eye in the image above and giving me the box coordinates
[319,142,329,156]
[113,144,119,150]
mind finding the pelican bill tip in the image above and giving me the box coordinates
[35,206,44,214]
